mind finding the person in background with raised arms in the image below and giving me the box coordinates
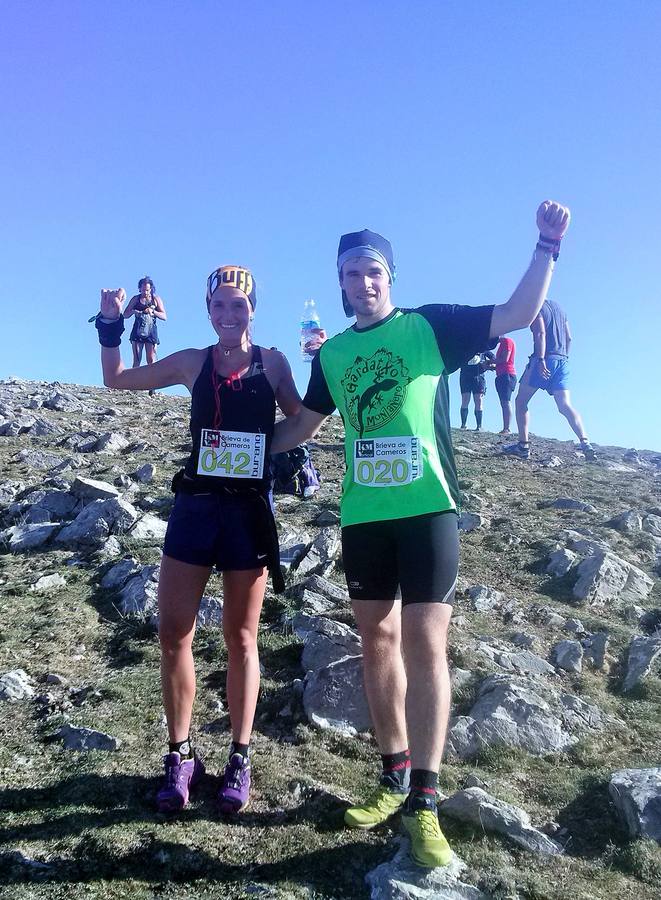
[123,276,167,368]
[270,200,570,868]
[495,335,517,434]
[93,265,301,815]
[502,298,596,459]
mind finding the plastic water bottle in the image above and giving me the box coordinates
[300,298,321,362]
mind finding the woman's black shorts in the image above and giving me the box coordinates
[495,373,517,402]
[163,492,269,570]
[341,510,459,605]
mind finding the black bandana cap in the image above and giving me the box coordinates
[336,229,396,317]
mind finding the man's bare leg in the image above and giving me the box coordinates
[553,389,589,441]
[351,598,408,753]
[401,603,452,772]
[514,372,539,443]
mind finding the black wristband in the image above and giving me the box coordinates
[94,314,125,348]
[537,234,561,261]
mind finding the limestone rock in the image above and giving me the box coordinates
[296,527,340,577]
[130,514,168,542]
[43,391,83,412]
[572,551,653,608]
[101,557,142,590]
[551,640,584,673]
[56,497,139,545]
[293,614,362,671]
[640,609,661,634]
[0,414,36,435]
[14,449,69,470]
[29,573,67,593]
[0,522,60,550]
[28,489,79,520]
[0,669,35,702]
[0,480,24,504]
[476,640,557,677]
[563,618,586,635]
[440,787,563,855]
[303,655,370,735]
[583,632,610,670]
[467,585,504,612]
[295,589,336,617]
[279,526,311,571]
[539,497,597,513]
[132,463,154,483]
[118,565,160,620]
[540,455,563,468]
[447,674,606,759]
[286,574,349,604]
[609,768,661,841]
[644,514,661,538]
[57,723,120,751]
[365,838,488,899]
[97,536,122,561]
[95,432,129,453]
[458,512,486,533]
[547,548,577,577]
[622,634,661,692]
[197,595,223,628]
[607,510,644,532]
[71,476,121,500]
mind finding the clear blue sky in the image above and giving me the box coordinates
[1,1,659,451]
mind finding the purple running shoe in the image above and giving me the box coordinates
[156,752,205,812]
[218,752,251,814]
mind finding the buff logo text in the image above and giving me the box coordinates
[220,268,253,297]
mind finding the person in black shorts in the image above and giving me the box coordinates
[124,276,167,368]
[271,200,571,868]
[459,351,495,431]
[494,335,517,433]
[92,266,302,815]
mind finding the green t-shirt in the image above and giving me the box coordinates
[303,305,495,526]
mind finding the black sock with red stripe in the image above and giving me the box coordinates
[379,749,410,793]
[406,769,438,812]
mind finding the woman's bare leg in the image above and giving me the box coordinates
[222,568,269,743]
[158,554,212,741]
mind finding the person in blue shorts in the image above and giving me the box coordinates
[502,298,596,459]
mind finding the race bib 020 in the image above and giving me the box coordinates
[353,436,423,487]
[198,429,265,479]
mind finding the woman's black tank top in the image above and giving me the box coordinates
[183,345,275,493]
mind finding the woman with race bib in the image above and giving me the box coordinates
[93,265,303,814]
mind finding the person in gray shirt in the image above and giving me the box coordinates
[502,299,596,460]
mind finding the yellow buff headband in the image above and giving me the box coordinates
[206,265,257,309]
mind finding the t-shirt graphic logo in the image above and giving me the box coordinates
[342,348,411,436]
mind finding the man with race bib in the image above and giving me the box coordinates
[93,265,302,816]
[271,201,571,867]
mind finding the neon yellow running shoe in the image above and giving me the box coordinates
[401,808,453,867]
[344,785,407,829]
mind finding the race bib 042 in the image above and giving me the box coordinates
[198,429,265,479]
[353,436,423,487]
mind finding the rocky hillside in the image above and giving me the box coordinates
[0,376,660,900]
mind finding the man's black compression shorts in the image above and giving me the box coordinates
[341,510,459,605]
